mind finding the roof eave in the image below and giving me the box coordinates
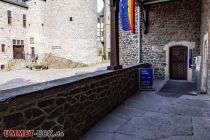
[0,0,28,8]
[143,0,172,5]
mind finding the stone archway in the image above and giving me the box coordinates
[163,41,196,81]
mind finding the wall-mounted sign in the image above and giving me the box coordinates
[52,46,61,49]
[189,49,192,68]
[139,68,155,90]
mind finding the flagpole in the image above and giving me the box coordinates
[107,0,122,70]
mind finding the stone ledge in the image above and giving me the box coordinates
[0,63,145,139]
[0,63,146,102]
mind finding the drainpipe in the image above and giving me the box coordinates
[137,5,141,63]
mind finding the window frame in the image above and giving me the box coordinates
[23,14,27,28]
[30,37,35,44]
[7,10,12,25]
[1,44,5,53]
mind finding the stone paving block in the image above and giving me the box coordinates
[115,133,142,140]
[179,95,210,101]
[125,93,210,118]
[88,114,127,133]
[129,92,168,103]
[162,136,193,140]
[80,80,210,140]
[168,104,206,117]
[110,105,146,120]
[192,117,210,140]
[124,98,170,114]
[175,99,210,109]
[80,132,114,140]
[117,113,193,139]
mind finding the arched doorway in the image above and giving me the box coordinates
[169,46,188,80]
[164,41,195,81]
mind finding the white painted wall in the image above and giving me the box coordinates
[0,1,28,65]
[201,33,208,93]
[26,0,47,58]
[0,0,101,70]
[45,0,101,65]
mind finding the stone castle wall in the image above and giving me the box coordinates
[119,0,202,79]
[0,0,101,71]
[200,0,210,94]
[119,6,139,66]
[142,0,201,79]
[0,1,28,67]
[45,0,101,65]
[0,64,145,140]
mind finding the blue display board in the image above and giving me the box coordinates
[189,49,192,68]
[139,68,155,90]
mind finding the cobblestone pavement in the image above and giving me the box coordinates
[80,81,210,140]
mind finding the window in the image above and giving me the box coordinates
[30,37,34,44]
[1,44,5,52]
[23,14,26,27]
[7,10,12,25]
[17,40,20,45]
[1,65,5,70]
[21,40,24,45]
[31,47,35,59]
[13,39,16,45]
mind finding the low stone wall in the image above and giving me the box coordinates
[0,64,147,140]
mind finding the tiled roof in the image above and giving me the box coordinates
[0,0,28,8]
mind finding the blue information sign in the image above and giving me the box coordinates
[139,68,154,90]
[189,49,192,68]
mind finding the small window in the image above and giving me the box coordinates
[31,47,35,59]
[1,65,5,70]
[13,39,16,45]
[7,10,12,25]
[23,14,26,27]
[1,44,5,52]
[30,37,34,44]
[21,40,24,45]
[70,17,73,21]
[17,40,20,45]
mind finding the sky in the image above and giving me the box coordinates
[97,0,104,12]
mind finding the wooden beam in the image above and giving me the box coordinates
[107,0,122,70]
[143,0,171,5]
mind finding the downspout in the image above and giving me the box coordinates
[137,5,141,63]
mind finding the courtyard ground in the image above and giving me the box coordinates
[81,80,210,140]
[0,61,109,91]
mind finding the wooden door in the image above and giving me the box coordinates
[13,45,24,59]
[170,46,188,80]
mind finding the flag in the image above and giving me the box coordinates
[128,0,135,33]
[119,0,130,31]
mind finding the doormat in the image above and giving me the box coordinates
[158,80,197,97]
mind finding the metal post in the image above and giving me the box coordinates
[107,0,122,70]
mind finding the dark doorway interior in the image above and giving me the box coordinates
[170,46,188,80]
[13,45,24,59]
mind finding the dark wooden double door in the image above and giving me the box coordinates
[170,46,188,80]
[13,45,24,59]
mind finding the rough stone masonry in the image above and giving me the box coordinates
[119,0,201,79]
[0,64,146,140]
